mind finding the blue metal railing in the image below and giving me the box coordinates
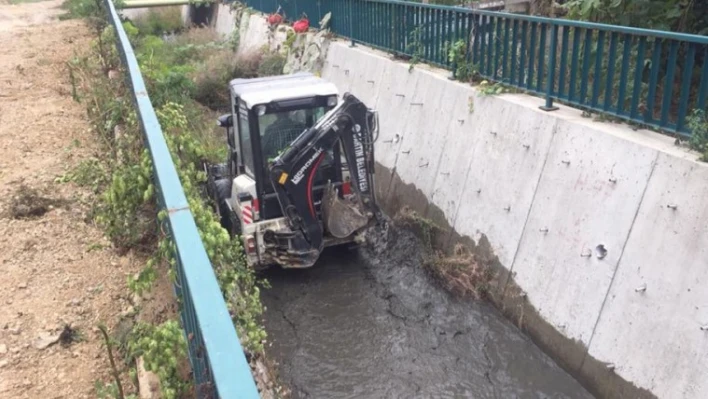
[245,0,708,137]
[103,0,260,397]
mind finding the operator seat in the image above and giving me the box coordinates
[262,116,308,165]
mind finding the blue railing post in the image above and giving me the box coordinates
[540,23,559,111]
[349,0,356,47]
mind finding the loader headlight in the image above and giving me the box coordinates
[255,105,267,116]
[327,95,337,107]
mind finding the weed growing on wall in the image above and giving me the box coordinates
[477,80,513,96]
[393,207,495,301]
[444,39,478,82]
[423,244,494,300]
[406,26,425,72]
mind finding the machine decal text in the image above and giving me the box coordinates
[292,148,324,185]
[353,136,368,192]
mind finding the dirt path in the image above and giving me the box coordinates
[0,1,144,397]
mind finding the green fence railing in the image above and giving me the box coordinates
[104,0,260,397]
[244,0,708,137]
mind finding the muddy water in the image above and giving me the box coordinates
[261,228,593,399]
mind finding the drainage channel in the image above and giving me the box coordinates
[261,228,593,399]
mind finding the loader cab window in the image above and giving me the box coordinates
[237,101,255,176]
[259,106,328,165]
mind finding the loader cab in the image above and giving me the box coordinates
[218,73,342,224]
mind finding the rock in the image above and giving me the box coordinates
[9,328,20,335]
[18,282,27,289]
[0,344,6,354]
[255,359,271,386]
[120,306,135,318]
[34,331,61,350]
[10,347,20,354]
[136,357,161,399]
[67,298,82,307]
[0,360,8,368]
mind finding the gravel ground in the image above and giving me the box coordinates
[0,1,171,397]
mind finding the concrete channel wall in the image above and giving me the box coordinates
[210,5,708,398]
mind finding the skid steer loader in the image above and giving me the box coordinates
[205,72,383,270]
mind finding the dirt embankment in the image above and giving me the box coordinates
[0,1,169,397]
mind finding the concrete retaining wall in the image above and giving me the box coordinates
[321,42,708,398]
[195,9,708,398]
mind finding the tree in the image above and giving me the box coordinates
[562,0,708,34]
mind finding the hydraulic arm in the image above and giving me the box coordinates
[268,93,381,266]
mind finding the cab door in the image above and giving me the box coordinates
[230,99,259,228]
[227,95,241,177]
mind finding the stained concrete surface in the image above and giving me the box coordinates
[261,228,593,399]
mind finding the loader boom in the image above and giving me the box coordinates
[268,93,381,264]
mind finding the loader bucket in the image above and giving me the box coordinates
[321,181,369,238]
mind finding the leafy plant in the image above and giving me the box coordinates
[130,7,185,36]
[478,80,508,96]
[444,39,477,82]
[687,109,708,161]
[406,26,425,72]
[55,158,108,193]
[127,321,189,399]
[563,0,707,34]
[95,380,137,399]
[60,0,102,20]
[258,52,287,77]
[283,30,296,50]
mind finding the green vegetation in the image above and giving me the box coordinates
[59,0,124,21]
[8,0,47,4]
[423,244,494,301]
[394,207,440,250]
[563,0,707,146]
[563,0,708,34]
[687,110,708,161]
[62,1,287,396]
[131,7,184,36]
[444,39,478,83]
[406,25,425,72]
[127,321,189,399]
[394,207,494,301]
[258,52,287,77]
[478,80,510,96]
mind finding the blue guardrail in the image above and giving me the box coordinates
[244,0,708,137]
[103,0,260,397]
